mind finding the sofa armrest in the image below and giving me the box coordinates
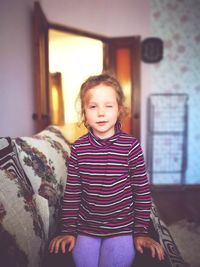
[132,202,188,267]
[150,203,188,267]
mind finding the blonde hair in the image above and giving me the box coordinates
[78,73,127,127]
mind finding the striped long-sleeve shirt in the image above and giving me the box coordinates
[61,125,152,237]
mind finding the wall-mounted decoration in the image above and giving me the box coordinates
[141,37,163,63]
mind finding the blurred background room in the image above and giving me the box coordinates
[0,0,200,266]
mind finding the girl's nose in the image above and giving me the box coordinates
[98,107,105,116]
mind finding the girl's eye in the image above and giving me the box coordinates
[106,105,113,108]
[89,105,96,109]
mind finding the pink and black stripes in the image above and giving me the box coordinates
[61,128,151,237]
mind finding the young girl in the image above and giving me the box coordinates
[49,73,164,266]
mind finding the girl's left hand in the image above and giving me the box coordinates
[134,236,165,261]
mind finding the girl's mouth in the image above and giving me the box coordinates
[97,121,107,126]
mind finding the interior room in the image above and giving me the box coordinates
[0,0,200,267]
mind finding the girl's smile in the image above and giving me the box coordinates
[96,121,108,126]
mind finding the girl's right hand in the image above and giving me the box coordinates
[49,235,76,253]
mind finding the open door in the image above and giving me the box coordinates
[103,37,141,140]
[33,1,50,132]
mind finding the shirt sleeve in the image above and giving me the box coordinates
[60,144,82,236]
[128,139,152,237]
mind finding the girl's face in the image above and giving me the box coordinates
[84,84,119,139]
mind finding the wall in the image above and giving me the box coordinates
[0,0,35,137]
[40,0,150,37]
[150,0,200,183]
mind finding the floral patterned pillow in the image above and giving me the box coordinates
[14,125,71,238]
[0,137,46,267]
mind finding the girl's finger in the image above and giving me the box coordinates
[61,239,68,253]
[68,240,75,252]
[150,246,156,258]
[156,245,165,261]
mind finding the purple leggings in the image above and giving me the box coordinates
[72,235,135,267]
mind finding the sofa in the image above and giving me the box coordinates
[0,126,187,267]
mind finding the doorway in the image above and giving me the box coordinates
[49,29,103,142]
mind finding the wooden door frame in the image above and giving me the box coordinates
[33,1,50,132]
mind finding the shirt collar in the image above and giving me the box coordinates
[88,121,121,148]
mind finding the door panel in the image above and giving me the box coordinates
[33,1,50,132]
[103,37,141,140]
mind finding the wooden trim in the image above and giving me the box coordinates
[33,1,50,132]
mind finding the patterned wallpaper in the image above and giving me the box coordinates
[149,0,200,184]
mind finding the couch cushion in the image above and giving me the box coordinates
[14,125,71,238]
[0,137,46,267]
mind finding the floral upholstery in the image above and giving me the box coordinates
[0,137,46,267]
[14,126,71,238]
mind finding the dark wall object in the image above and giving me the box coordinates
[142,37,163,63]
